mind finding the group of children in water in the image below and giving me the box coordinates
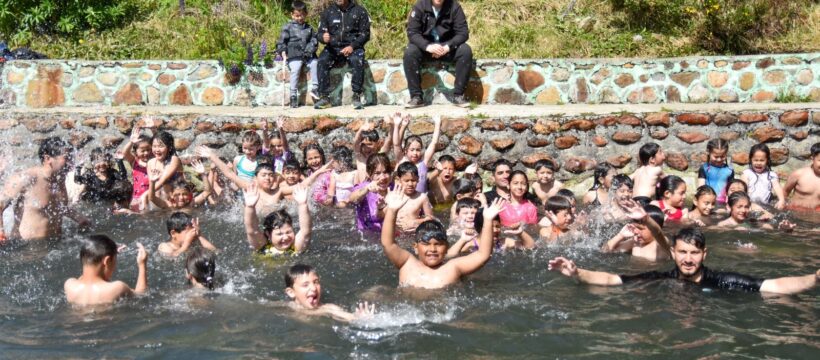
[18,112,817,318]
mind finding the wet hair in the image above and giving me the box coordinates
[727,178,748,194]
[256,163,275,176]
[169,178,194,193]
[403,135,424,152]
[285,263,314,288]
[80,234,118,265]
[656,175,685,200]
[396,161,419,179]
[556,189,576,202]
[706,138,729,156]
[301,143,326,171]
[546,195,572,213]
[590,163,614,191]
[131,134,152,152]
[453,177,476,196]
[263,210,294,235]
[492,159,513,173]
[691,185,717,210]
[291,0,307,13]
[360,129,379,143]
[611,174,633,190]
[455,197,481,214]
[331,146,354,172]
[438,155,456,166]
[416,220,448,244]
[166,211,193,234]
[812,142,820,157]
[282,159,301,174]
[509,170,529,190]
[463,173,483,191]
[727,191,751,208]
[241,131,263,148]
[88,147,112,166]
[643,204,665,228]
[366,153,391,176]
[186,248,216,290]
[38,136,69,162]
[672,227,706,250]
[535,159,557,172]
[151,131,177,158]
[638,142,661,165]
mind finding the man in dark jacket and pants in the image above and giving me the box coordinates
[404,0,473,108]
[314,0,371,110]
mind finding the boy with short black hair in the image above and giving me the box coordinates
[64,235,148,306]
[158,212,217,257]
[353,116,393,183]
[284,263,375,322]
[532,159,563,205]
[783,142,820,211]
[630,142,666,204]
[380,183,506,289]
[602,202,671,261]
[275,0,320,107]
[428,154,458,205]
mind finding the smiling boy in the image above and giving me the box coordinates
[380,184,505,289]
[284,264,375,322]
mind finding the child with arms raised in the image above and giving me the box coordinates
[243,183,312,256]
[64,235,148,306]
[284,264,375,322]
[393,162,434,233]
[381,184,506,289]
[602,202,671,261]
[631,142,666,204]
[146,159,211,211]
[120,121,154,211]
[353,116,393,183]
[393,114,442,194]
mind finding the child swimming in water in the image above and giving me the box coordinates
[64,235,148,306]
[687,185,717,223]
[263,117,292,173]
[532,159,563,206]
[146,159,212,211]
[393,162,434,233]
[353,115,393,183]
[230,130,264,191]
[326,146,357,208]
[121,121,155,211]
[380,184,506,289]
[186,248,216,290]
[393,114,442,194]
[631,142,666,204]
[650,175,688,222]
[243,183,312,256]
[742,143,786,210]
[697,138,733,204]
[583,163,615,207]
[284,264,375,322]
[783,142,820,211]
[159,212,217,258]
[716,192,795,231]
[539,196,576,244]
[602,202,671,261]
[146,130,183,195]
[427,155,458,206]
[348,153,392,233]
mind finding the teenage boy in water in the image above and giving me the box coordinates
[381,183,506,289]
[65,235,148,306]
[0,137,91,242]
[284,263,375,322]
[550,228,818,295]
[783,142,820,211]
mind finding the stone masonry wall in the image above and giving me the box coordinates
[1,53,819,107]
[0,109,817,182]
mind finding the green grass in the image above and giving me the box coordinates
[776,89,813,103]
[11,0,820,62]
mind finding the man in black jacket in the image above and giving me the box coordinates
[314,0,371,110]
[404,0,473,108]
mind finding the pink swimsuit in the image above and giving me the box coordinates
[131,161,149,200]
[658,200,683,221]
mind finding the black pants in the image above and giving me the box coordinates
[403,43,473,98]
[317,47,366,97]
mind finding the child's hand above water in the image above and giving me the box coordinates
[276,116,285,130]
[620,199,647,221]
[190,159,207,175]
[243,183,260,207]
[385,184,410,210]
[778,219,796,232]
[194,146,215,160]
[136,242,148,266]
[354,301,376,318]
[548,256,578,278]
[483,197,507,220]
[293,185,309,205]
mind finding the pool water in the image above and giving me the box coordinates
[1,204,818,358]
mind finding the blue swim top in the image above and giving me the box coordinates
[698,163,734,203]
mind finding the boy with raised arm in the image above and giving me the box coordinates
[64,235,148,306]
[381,184,506,289]
[549,228,818,295]
[158,212,217,258]
[284,264,375,322]
[353,115,393,183]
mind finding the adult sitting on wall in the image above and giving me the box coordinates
[404,0,473,108]
[313,0,371,110]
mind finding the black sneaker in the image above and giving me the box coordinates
[314,97,332,109]
[352,93,364,110]
[290,95,299,108]
[405,96,425,109]
[452,94,470,108]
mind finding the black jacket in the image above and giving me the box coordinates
[407,0,469,49]
[275,21,319,60]
[317,0,371,50]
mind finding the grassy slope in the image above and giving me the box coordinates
[23,0,820,61]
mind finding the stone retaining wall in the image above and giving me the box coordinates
[1,108,817,181]
[2,53,819,108]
